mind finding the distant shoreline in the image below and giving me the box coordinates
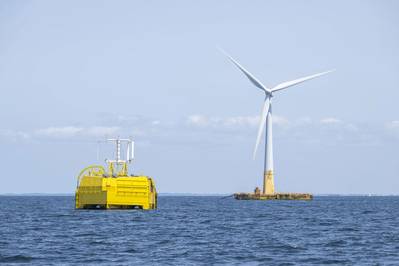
[1,193,399,197]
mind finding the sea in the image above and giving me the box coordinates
[1,196,399,265]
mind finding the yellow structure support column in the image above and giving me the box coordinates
[263,170,275,195]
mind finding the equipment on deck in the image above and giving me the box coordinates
[75,138,157,209]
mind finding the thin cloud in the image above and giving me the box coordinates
[187,115,210,127]
[320,117,342,124]
[85,127,120,137]
[34,126,120,138]
[385,120,399,138]
[386,120,399,129]
[273,115,290,127]
[35,126,83,138]
[223,116,259,127]
[186,114,289,129]
[0,130,30,141]
[183,114,385,146]
[1,115,396,147]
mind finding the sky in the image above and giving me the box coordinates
[0,0,398,194]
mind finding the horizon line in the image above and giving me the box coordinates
[1,193,399,197]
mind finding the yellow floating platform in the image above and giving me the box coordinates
[75,163,157,210]
[234,192,313,201]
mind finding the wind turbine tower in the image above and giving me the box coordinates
[221,50,333,200]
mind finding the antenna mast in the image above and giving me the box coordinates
[106,137,134,164]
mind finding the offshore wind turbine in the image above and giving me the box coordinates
[222,50,333,195]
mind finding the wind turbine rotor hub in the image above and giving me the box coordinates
[220,48,333,161]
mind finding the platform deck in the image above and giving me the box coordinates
[234,192,313,200]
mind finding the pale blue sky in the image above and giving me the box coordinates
[1,0,398,194]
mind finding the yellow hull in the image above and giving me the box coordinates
[75,167,157,210]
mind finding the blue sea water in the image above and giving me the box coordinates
[1,196,399,265]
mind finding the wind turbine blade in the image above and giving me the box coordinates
[253,96,270,159]
[271,70,335,93]
[219,48,270,94]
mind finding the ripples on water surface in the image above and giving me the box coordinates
[1,196,399,265]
